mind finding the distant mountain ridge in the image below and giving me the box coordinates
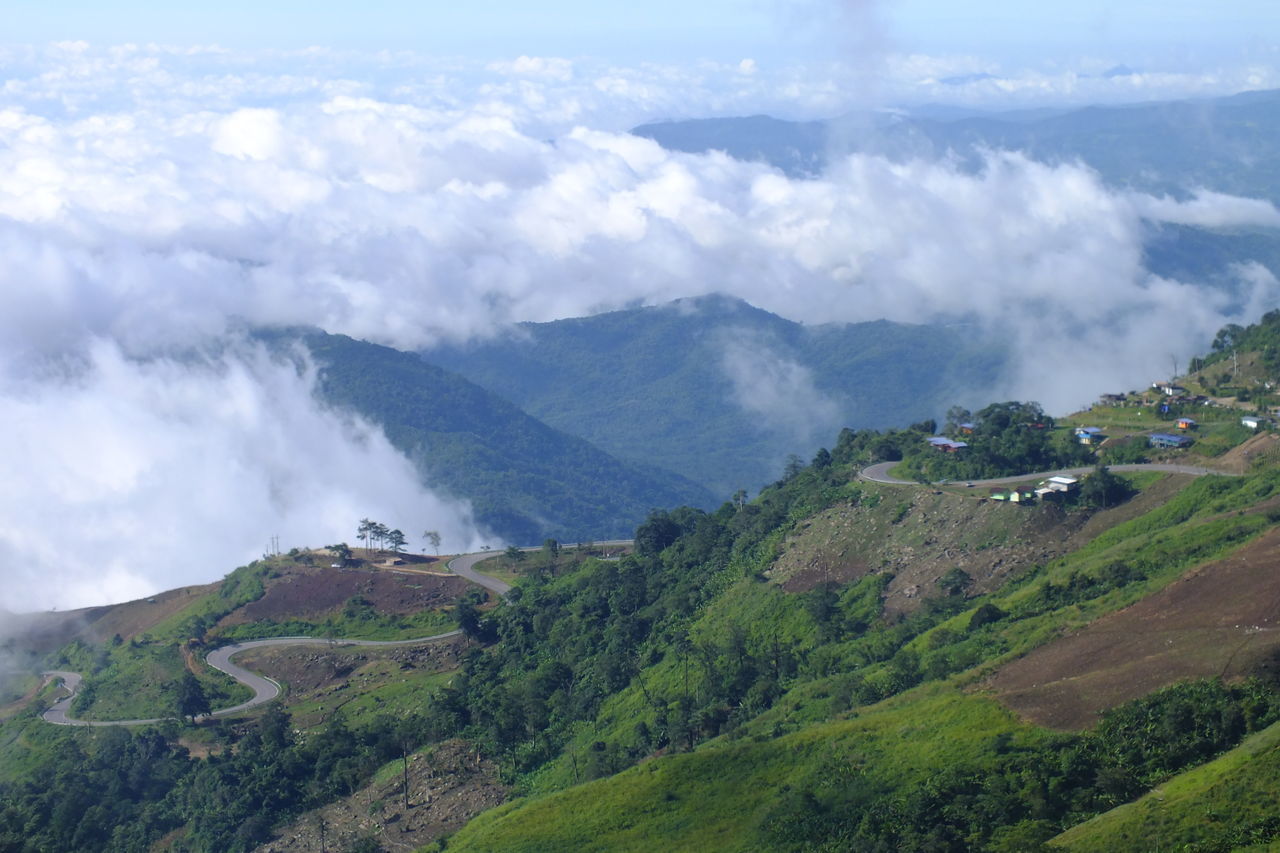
[632,89,1280,201]
[425,295,1003,496]
[260,329,716,545]
[633,89,1280,307]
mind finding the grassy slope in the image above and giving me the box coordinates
[432,469,1280,852]
[443,688,1036,853]
[1054,720,1280,852]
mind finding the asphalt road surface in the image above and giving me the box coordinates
[859,461,1234,486]
[446,540,633,598]
[42,629,463,727]
[41,540,632,727]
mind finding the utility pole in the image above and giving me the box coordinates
[402,743,411,810]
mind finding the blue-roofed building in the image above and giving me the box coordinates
[1149,433,1192,449]
[927,436,968,452]
[1074,426,1105,445]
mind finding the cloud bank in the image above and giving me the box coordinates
[3,45,1280,609]
[0,342,486,612]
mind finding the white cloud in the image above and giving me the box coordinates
[0,341,486,613]
[718,331,842,446]
[2,46,1280,609]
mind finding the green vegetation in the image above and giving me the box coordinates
[889,401,1092,482]
[1056,715,1280,852]
[426,294,1002,495]
[11,322,1280,851]
[0,706,427,852]
[50,561,277,720]
[263,328,716,544]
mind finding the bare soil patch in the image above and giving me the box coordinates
[234,635,468,703]
[217,565,469,628]
[770,481,1193,616]
[2,583,219,657]
[989,525,1280,730]
[255,740,507,853]
[1215,431,1280,474]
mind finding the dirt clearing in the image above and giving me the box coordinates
[217,564,470,628]
[989,524,1280,730]
[255,740,507,853]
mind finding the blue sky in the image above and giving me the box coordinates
[5,0,1276,68]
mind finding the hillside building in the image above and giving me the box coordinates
[1150,433,1192,449]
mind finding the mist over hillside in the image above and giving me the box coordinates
[427,294,1003,494]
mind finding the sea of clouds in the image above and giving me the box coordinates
[2,43,1280,611]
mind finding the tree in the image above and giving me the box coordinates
[504,545,526,562]
[455,588,493,641]
[423,529,442,555]
[175,672,210,722]
[372,522,389,552]
[357,518,374,552]
[1079,465,1135,509]
[542,538,560,563]
[782,454,805,480]
[635,509,681,556]
[387,529,407,554]
[327,542,352,566]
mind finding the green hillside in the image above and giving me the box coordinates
[8,318,1280,852]
[264,328,716,543]
[425,295,1002,495]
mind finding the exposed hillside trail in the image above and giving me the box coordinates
[859,460,1235,486]
[40,541,632,727]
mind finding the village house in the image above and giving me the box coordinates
[927,436,969,453]
[1150,432,1192,449]
[989,486,1034,503]
[1152,381,1187,396]
[1176,417,1197,430]
[1042,475,1079,493]
[1074,426,1105,445]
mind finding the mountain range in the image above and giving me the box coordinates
[425,294,1003,497]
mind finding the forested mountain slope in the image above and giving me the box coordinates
[265,329,716,544]
[426,295,1002,495]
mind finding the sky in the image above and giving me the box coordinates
[1,1,1279,613]
[4,1,1276,69]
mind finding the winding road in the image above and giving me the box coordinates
[42,630,463,727]
[41,541,632,727]
[859,461,1235,486]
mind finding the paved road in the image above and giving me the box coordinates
[40,540,633,727]
[41,670,176,727]
[446,540,633,599]
[41,630,462,727]
[859,461,1236,487]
